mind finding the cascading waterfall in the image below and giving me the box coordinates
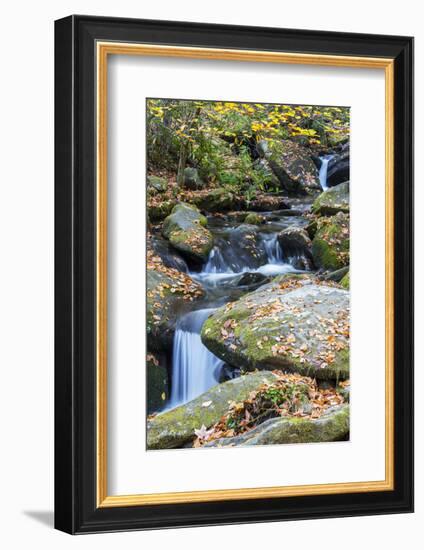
[319,155,334,191]
[163,203,312,413]
[203,246,232,274]
[168,309,224,409]
[194,232,293,285]
[261,233,284,264]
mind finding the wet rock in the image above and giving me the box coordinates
[312,212,350,271]
[278,227,313,270]
[235,272,270,290]
[278,227,312,254]
[219,364,241,383]
[228,224,267,269]
[162,203,214,263]
[201,276,349,381]
[312,181,349,216]
[271,208,304,217]
[147,371,278,449]
[327,145,350,187]
[204,404,349,447]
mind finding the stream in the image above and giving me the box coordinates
[164,155,333,410]
[166,196,315,410]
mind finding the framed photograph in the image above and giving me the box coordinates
[55,15,414,534]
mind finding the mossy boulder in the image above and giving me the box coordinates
[201,276,349,381]
[162,203,214,262]
[147,267,204,351]
[311,212,350,271]
[183,167,205,190]
[190,187,235,212]
[244,212,265,225]
[312,181,350,216]
[148,199,176,222]
[147,175,168,195]
[248,194,290,212]
[266,140,320,193]
[147,371,278,449]
[147,353,169,413]
[340,271,350,289]
[204,404,349,447]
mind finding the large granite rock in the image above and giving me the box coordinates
[204,404,349,447]
[162,203,214,263]
[201,275,349,380]
[147,371,278,449]
[311,212,350,271]
[312,181,349,216]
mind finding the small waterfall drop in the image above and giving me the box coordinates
[168,309,224,409]
[262,233,284,264]
[319,155,334,191]
[193,232,295,285]
[203,246,232,274]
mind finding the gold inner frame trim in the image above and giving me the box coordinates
[96,42,395,508]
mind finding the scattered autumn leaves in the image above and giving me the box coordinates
[193,371,347,447]
[147,245,204,327]
[208,277,349,372]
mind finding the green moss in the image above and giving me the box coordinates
[191,188,235,212]
[162,202,213,261]
[147,371,278,449]
[340,271,350,289]
[147,175,168,194]
[148,199,176,222]
[206,404,350,446]
[312,213,349,270]
[312,181,349,216]
[201,280,350,381]
[244,212,265,225]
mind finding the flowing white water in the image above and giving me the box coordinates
[193,234,295,286]
[168,309,224,409]
[262,233,284,263]
[319,155,334,191]
[203,246,233,274]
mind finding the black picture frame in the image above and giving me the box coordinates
[55,14,414,534]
